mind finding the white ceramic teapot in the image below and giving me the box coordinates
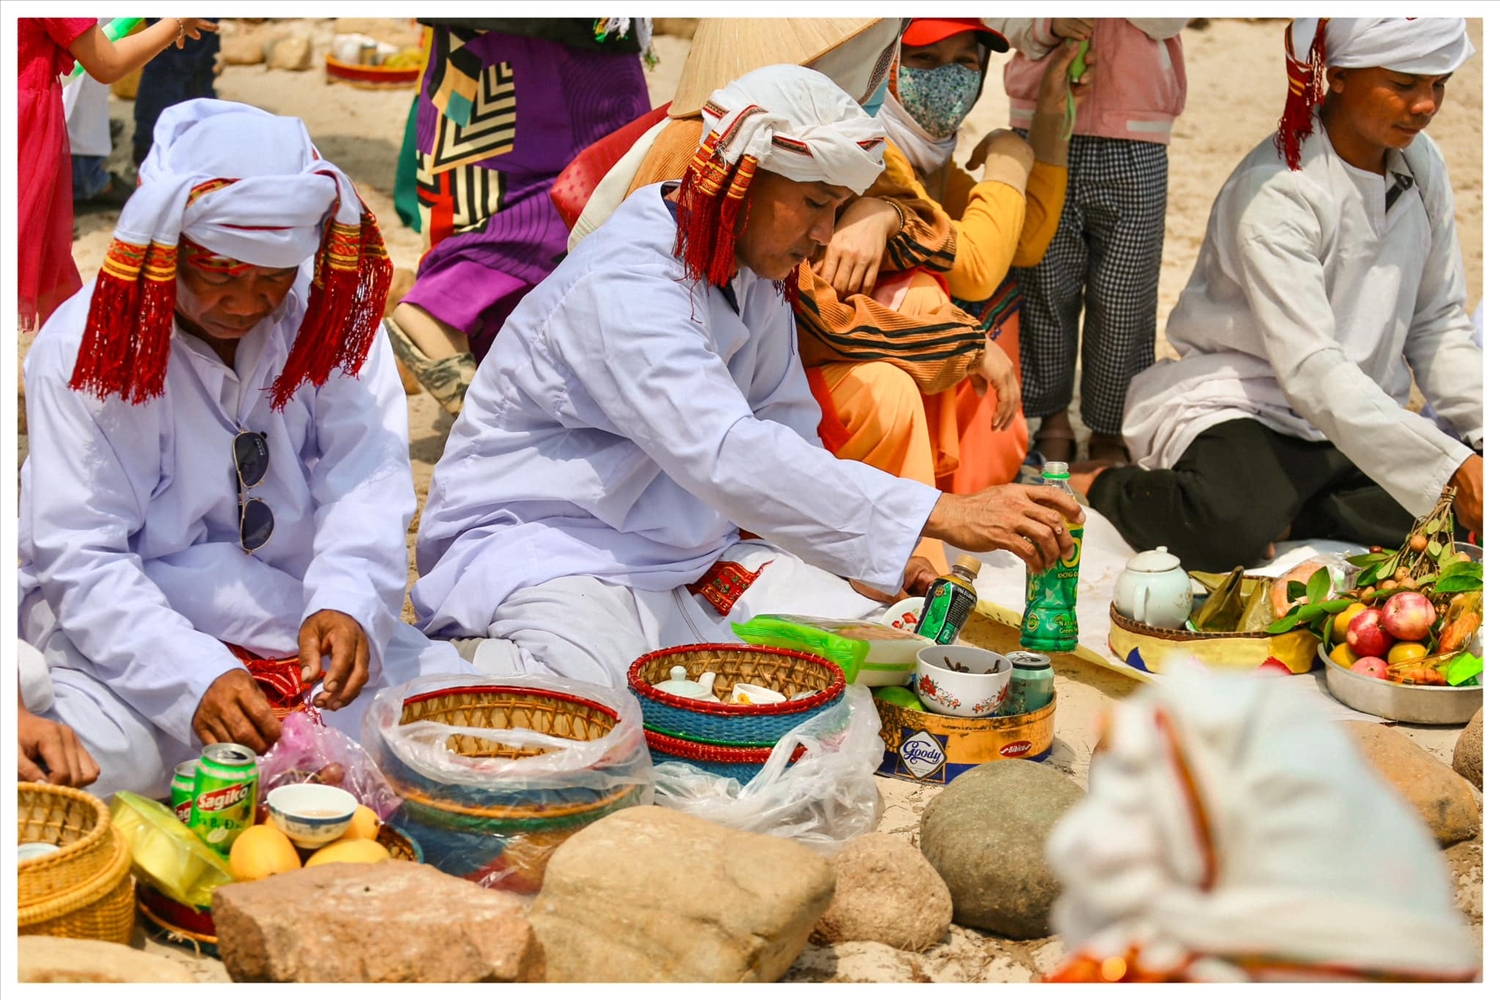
[1112,546,1194,630]
[653,666,720,701]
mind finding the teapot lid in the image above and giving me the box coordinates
[1125,546,1182,572]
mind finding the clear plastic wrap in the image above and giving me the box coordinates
[256,710,403,821]
[362,673,655,893]
[651,686,886,854]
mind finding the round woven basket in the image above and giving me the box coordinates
[17,783,134,944]
[645,729,807,783]
[628,644,845,744]
[324,54,422,88]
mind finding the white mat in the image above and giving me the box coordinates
[943,508,1386,724]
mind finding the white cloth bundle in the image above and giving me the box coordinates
[1046,667,1478,982]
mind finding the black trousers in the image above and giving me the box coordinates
[1089,418,1414,572]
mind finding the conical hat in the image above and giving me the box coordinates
[669,18,883,118]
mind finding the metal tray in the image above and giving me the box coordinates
[1318,646,1481,725]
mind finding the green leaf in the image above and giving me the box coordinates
[1322,614,1336,648]
[1266,614,1304,635]
[1307,567,1331,606]
[1312,598,1354,616]
[1355,565,1380,588]
[1286,581,1307,601]
[1377,556,1400,581]
[1434,577,1484,595]
[1346,552,1388,568]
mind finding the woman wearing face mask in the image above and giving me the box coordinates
[795,18,1089,577]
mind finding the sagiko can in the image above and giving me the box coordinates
[188,743,259,855]
[170,760,199,824]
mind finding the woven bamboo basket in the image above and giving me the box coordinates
[17,783,135,944]
[645,729,807,783]
[324,54,422,88]
[628,644,845,744]
[398,684,621,760]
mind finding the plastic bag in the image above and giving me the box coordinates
[362,673,656,893]
[111,791,233,909]
[256,709,402,821]
[651,686,886,854]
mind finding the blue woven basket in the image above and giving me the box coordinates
[627,644,845,745]
[645,728,806,784]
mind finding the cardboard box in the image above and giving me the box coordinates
[874,695,1056,785]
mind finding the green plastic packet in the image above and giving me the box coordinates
[1446,652,1484,687]
[111,790,233,909]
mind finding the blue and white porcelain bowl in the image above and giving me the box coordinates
[266,784,358,849]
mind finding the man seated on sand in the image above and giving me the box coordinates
[412,66,1083,685]
[18,100,466,799]
[1073,18,1483,571]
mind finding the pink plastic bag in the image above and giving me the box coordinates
[256,710,402,821]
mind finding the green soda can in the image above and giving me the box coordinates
[188,743,259,855]
[1021,463,1083,653]
[170,760,199,825]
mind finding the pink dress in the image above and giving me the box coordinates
[18,17,96,331]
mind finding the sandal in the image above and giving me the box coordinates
[383,316,476,418]
[1033,426,1078,464]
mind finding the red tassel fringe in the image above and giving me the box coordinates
[1274,18,1328,172]
[672,143,758,290]
[69,240,177,404]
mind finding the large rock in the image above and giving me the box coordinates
[218,28,267,66]
[529,806,835,982]
[812,834,952,951]
[920,760,1084,939]
[213,861,544,982]
[1451,707,1482,791]
[18,937,196,983]
[1343,722,1480,846]
[266,35,312,72]
[333,17,422,48]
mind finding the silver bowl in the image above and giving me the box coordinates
[1318,646,1481,725]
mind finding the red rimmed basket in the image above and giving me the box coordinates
[628,644,845,745]
[644,729,808,783]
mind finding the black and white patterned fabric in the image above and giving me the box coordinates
[1014,135,1169,434]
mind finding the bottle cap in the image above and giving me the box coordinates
[954,555,982,575]
[1042,461,1070,478]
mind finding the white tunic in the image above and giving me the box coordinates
[413,184,941,637]
[19,267,443,748]
[1122,124,1482,517]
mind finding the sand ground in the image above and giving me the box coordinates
[21,17,1484,983]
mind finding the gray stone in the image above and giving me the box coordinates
[212,861,544,982]
[266,36,312,72]
[530,806,835,982]
[1452,707,1482,791]
[919,760,1084,939]
[811,833,951,951]
[1343,723,1480,846]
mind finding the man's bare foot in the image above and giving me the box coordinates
[1087,432,1129,464]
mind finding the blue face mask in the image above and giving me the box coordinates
[897,62,982,139]
[861,85,890,117]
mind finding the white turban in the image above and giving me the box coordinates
[700,65,887,194]
[1291,17,1474,75]
[122,99,365,268]
[1044,668,1478,983]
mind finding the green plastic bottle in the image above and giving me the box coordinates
[915,555,982,645]
[1021,462,1083,652]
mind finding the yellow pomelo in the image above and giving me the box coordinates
[306,838,390,867]
[337,805,381,842]
[1331,604,1367,645]
[1328,642,1358,669]
[1387,642,1430,666]
[229,824,301,882]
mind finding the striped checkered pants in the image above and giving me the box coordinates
[1014,135,1169,434]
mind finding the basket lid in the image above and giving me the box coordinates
[1125,546,1183,573]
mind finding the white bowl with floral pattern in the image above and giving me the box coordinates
[914,646,1011,718]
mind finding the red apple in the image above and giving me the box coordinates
[1345,608,1393,659]
[1350,657,1389,681]
[1380,591,1437,642]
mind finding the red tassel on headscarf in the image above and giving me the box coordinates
[268,204,392,410]
[69,240,178,404]
[1275,18,1329,171]
[673,130,760,291]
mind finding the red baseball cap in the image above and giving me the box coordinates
[902,18,1010,53]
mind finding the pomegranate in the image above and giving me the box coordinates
[1380,591,1437,642]
[1350,657,1389,681]
[1345,608,1393,659]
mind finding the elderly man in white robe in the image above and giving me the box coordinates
[18,100,467,799]
[413,65,1084,685]
[1074,18,1483,571]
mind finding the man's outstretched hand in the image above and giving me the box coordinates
[193,669,282,753]
[924,484,1083,574]
[299,609,370,712]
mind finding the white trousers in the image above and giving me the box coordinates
[467,540,884,686]
[21,599,473,800]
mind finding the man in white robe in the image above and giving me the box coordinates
[1075,18,1483,571]
[413,66,1084,685]
[18,100,468,799]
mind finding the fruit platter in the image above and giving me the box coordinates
[1265,487,1482,724]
